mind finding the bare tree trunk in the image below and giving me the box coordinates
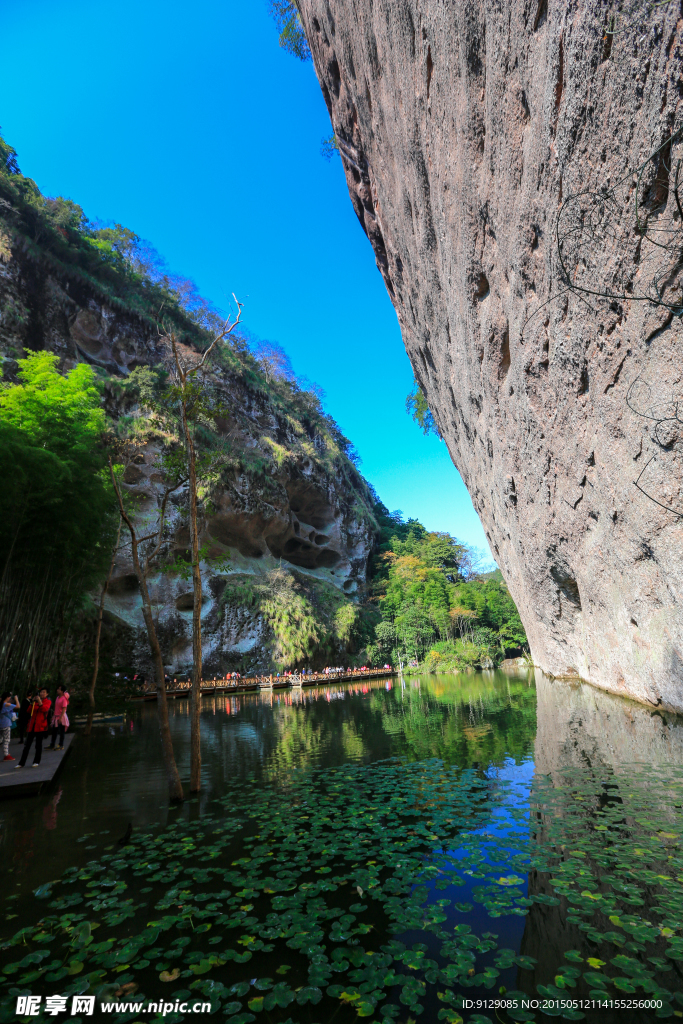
[110,461,183,802]
[85,517,121,737]
[181,403,203,794]
[163,299,242,797]
[139,583,183,802]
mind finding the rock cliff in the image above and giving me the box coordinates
[0,232,378,675]
[297,0,683,708]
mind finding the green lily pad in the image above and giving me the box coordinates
[296,985,322,1005]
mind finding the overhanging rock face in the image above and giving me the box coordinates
[298,0,683,708]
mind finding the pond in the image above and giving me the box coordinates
[1,670,682,1023]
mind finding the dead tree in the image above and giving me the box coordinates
[162,296,243,793]
[85,515,122,736]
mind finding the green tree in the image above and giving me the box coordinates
[0,352,117,687]
[406,377,440,437]
[321,134,339,160]
[257,567,323,667]
[366,511,527,670]
[269,1,311,60]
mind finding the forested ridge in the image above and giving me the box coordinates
[365,506,527,670]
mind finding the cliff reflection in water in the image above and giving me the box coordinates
[534,668,683,775]
[521,670,683,1020]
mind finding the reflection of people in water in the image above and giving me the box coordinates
[42,786,62,831]
[12,827,36,874]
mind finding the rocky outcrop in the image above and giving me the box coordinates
[297,0,683,708]
[106,429,376,674]
[0,240,378,674]
[0,234,165,375]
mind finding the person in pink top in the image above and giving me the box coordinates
[48,685,69,751]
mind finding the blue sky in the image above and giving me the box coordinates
[0,0,492,557]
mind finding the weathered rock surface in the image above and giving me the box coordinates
[106,429,376,675]
[298,0,683,708]
[0,236,166,375]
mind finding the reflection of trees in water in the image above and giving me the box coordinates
[261,674,538,778]
[176,675,537,786]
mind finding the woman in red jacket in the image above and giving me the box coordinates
[15,688,51,768]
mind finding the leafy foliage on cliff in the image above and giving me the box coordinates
[108,327,367,514]
[406,376,440,437]
[0,130,369,515]
[366,508,527,670]
[0,352,117,686]
[269,0,311,60]
[221,567,376,670]
[217,505,524,674]
[0,132,216,345]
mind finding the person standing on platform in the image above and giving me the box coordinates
[16,691,33,744]
[15,688,51,768]
[48,686,69,751]
[0,692,19,760]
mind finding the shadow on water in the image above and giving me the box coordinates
[0,669,681,1022]
[520,671,683,1022]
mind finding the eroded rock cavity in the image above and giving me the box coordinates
[298,0,683,709]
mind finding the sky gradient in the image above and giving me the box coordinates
[0,0,493,558]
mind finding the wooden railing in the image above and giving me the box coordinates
[130,667,396,700]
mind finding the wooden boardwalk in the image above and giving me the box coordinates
[0,734,75,799]
[130,668,396,701]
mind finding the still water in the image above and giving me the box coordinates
[0,671,537,878]
[1,670,682,1023]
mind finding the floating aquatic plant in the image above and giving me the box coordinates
[1,759,682,1022]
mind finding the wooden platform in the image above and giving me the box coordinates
[129,668,396,701]
[72,713,123,725]
[0,734,75,799]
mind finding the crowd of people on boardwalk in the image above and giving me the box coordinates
[0,686,70,768]
[141,665,393,692]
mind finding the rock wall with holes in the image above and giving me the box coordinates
[0,244,378,675]
[106,432,376,675]
[0,235,165,374]
[298,0,683,708]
